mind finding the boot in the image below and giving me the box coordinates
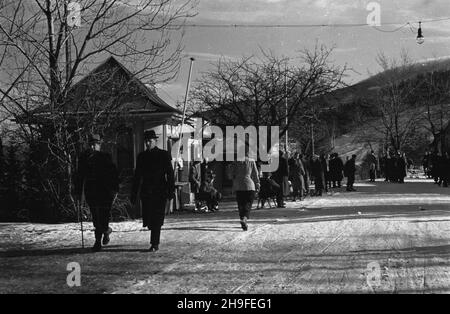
[102,227,112,245]
[92,240,102,252]
[240,217,248,231]
[149,245,159,252]
[92,231,102,252]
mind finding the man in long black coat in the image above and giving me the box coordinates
[344,154,357,191]
[329,153,344,188]
[131,130,175,252]
[74,134,119,252]
[311,154,325,196]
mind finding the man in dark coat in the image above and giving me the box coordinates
[329,153,344,188]
[344,154,357,192]
[365,150,377,182]
[320,154,331,192]
[272,150,289,208]
[386,153,395,182]
[74,134,119,252]
[311,154,325,196]
[131,130,175,252]
[397,152,407,183]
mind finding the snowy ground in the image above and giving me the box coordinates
[0,178,449,294]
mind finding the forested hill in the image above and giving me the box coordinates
[306,57,450,160]
[323,57,450,108]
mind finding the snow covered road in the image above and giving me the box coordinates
[0,179,449,293]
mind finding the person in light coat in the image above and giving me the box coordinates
[229,154,260,231]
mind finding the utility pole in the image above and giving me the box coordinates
[64,1,72,82]
[311,122,315,156]
[175,57,195,172]
[285,63,288,153]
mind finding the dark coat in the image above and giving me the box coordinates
[329,157,344,181]
[131,147,175,228]
[74,150,119,203]
[344,158,356,178]
[288,158,305,192]
[397,157,407,178]
[311,159,325,189]
[273,155,289,180]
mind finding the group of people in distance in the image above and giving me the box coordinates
[226,150,359,231]
[379,151,412,184]
[422,151,450,188]
[70,131,450,251]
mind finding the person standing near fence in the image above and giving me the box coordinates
[74,134,119,252]
[229,152,260,231]
[130,130,175,252]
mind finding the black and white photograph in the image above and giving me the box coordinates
[0,0,449,298]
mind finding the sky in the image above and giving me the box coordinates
[155,0,450,106]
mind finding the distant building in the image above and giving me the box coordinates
[15,56,191,216]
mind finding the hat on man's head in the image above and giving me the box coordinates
[144,130,158,141]
[88,133,102,144]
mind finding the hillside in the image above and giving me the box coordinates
[325,57,450,106]
[309,58,450,165]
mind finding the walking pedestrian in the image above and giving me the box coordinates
[272,150,289,207]
[229,152,260,231]
[344,154,357,192]
[74,134,119,252]
[130,130,175,252]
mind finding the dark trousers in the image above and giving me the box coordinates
[141,196,166,246]
[150,227,161,246]
[273,177,285,206]
[236,191,255,219]
[369,170,376,181]
[347,175,355,190]
[87,198,112,241]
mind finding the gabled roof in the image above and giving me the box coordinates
[18,56,181,120]
[66,56,181,114]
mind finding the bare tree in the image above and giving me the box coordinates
[366,51,423,153]
[189,45,346,152]
[0,0,197,220]
[415,70,450,153]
